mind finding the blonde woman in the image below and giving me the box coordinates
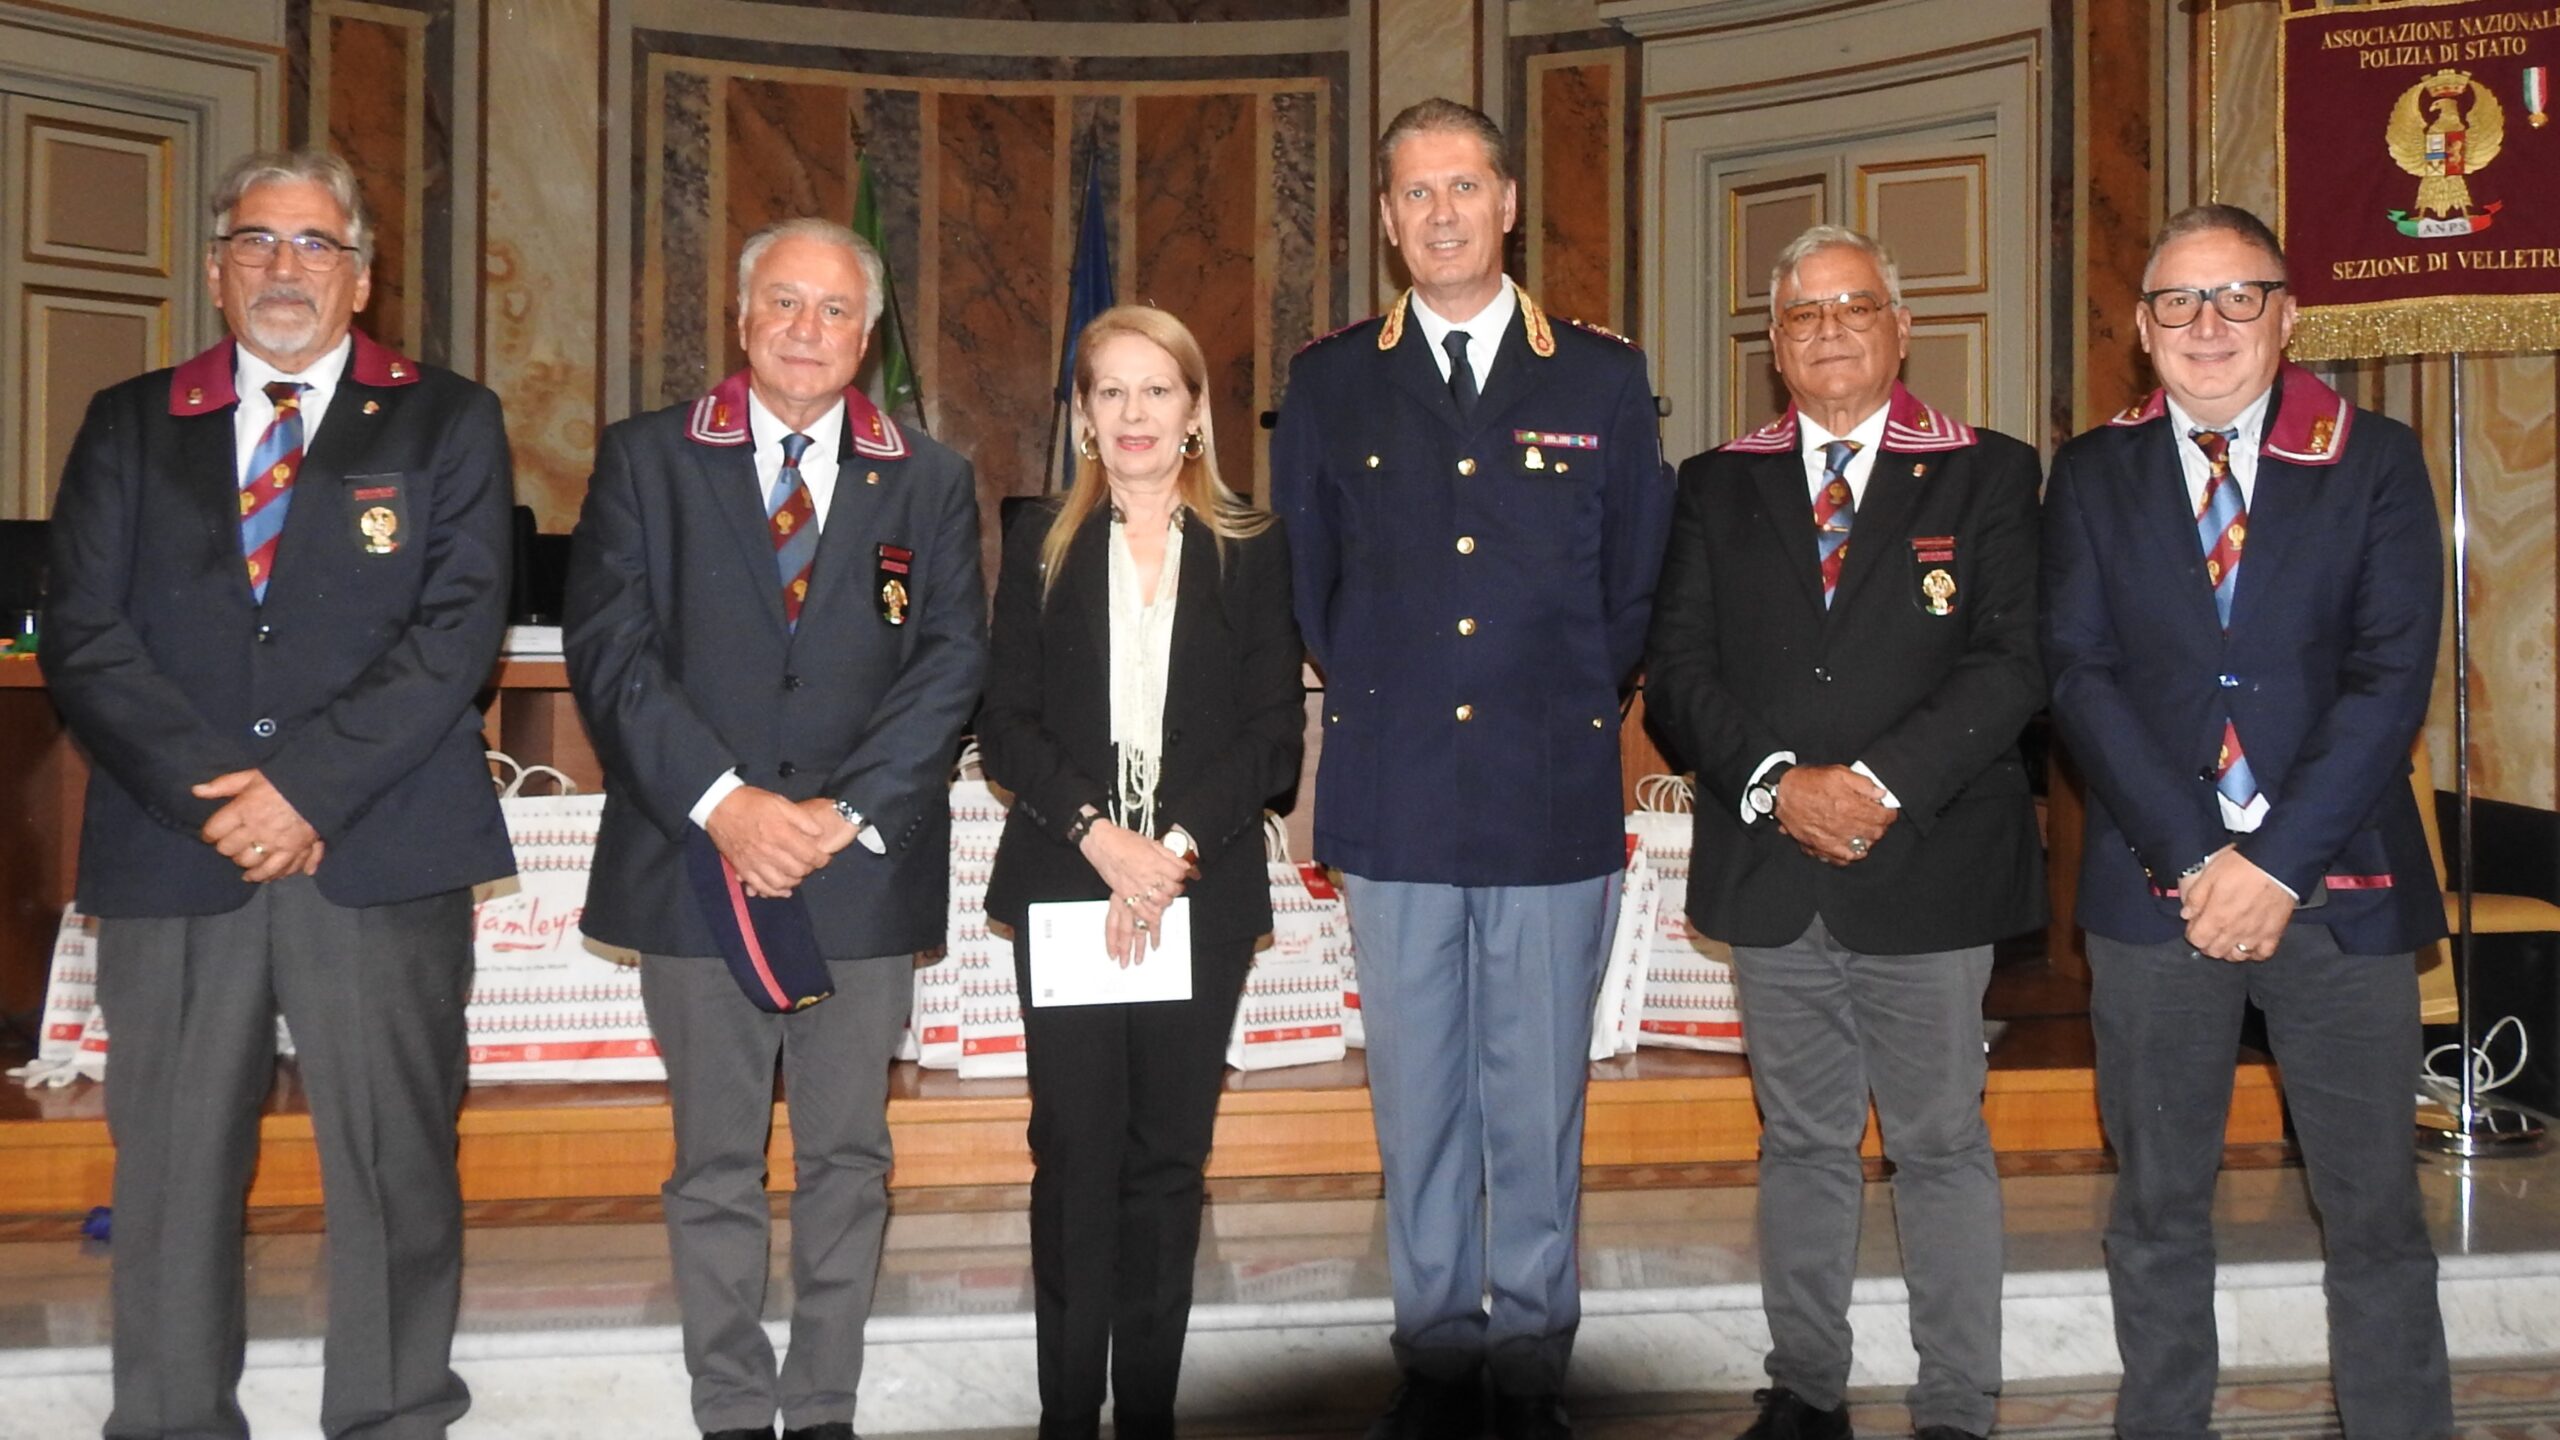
[980,304,1304,1440]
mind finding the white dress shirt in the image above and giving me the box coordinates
[2166,385,2277,837]
[1739,400,1903,822]
[687,389,883,852]
[232,335,351,487]
[1408,280,1519,398]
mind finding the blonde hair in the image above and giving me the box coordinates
[1042,304,1271,600]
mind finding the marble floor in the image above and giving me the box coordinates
[7,1139,2560,1436]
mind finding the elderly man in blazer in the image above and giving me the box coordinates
[565,218,985,1440]
[1644,225,2045,1440]
[2044,203,2451,1440]
[42,149,515,1438]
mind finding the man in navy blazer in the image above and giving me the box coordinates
[43,149,514,1438]
[565,218,984,1440]
[1271,99,1672,1440]
[2043,203,2451,1439]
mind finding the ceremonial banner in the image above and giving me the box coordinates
[2277,0,2560,358]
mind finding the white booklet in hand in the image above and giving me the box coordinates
[1026,898,1193,1007]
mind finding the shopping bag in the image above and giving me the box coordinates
[947,744,1026,1079]
[7,908,99,1088]
[1226,816,1348,1071]
[465,754,662,1081]
[1630,773,1747,1052]
[1590,832,1658,1061]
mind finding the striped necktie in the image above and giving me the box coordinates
[240,381,308,604]
[2189,427,2260,817]
[1813,438,1860,608]
[768,431,818,630]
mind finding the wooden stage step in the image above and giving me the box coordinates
[0,1015,2284,1218]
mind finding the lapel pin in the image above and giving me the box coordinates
[187,386,204,405]
[866,470,880,485]
[1914,463,1928,477]
[363,400,381,415]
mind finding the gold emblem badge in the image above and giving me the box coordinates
[1524,445,1545,470]
[774,510,796,535]
[359,506,401,554]
[881,577,909,625]
[2307,415,2336,455]
[363,400,381,415]
[1921,568,1956,616]
[2386,70,2507,237]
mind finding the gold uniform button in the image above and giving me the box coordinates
[1366,454,1381,468]
[1591,717,1605,729]
[1455,704,1474,722]
[1457,457,1477,476]
[1457,618,1477,636]
[1455,536,1475,554]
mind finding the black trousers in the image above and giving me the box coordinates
[2088,925,2451,1440]
[1012,931,1255,1440]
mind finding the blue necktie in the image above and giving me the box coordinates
[2189,427,2259,815]
[240,381,307,604]
[1443,330,1478,417]
[1813,439,1860,608]
[768,431,817,629]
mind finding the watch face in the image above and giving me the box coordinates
[1748,786,1775,816]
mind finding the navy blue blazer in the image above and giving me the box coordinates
[1645,385,2047,955]
[42,334,516,917]
[2042,363,2446,954]
[564,372,987,961]
[1270,284,1674,886]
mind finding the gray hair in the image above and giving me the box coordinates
[1376,97,1512,191]
[1768,225,1902,315]
[209,149,372,262]
[2141,203,2289,288]
[736,218,887,331]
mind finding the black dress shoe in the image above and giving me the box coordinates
[1911,1428,1984,1440]
[1363,1368,1486,1440]
[780,1425,854,1440]
[1739,1387,1853,1440]
[705,1429,775,1440]
[1491,1392,1573,1440]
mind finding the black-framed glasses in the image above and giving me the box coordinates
[2141,280,2285,328]
[217,229,358,272]
[1776,290,1893,340]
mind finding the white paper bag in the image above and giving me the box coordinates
[1227,816,1348,1072]
[1631,773,1747,1053]
[945,747,1026,1079]
[10,908,298,1089]
[1590,832,1658,1061]
[465,757,662,1082]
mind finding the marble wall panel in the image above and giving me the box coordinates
[1268,88,1323,422]
[481,0,601,530]
[1132,92,1258,497]
[747,0,1346,17]
[322,12,414,354]
[721,77,855,378]
[933,89,1058,576]
[1529,54,1616,330]
[651,67,715,410]
[2074,0,2157,428]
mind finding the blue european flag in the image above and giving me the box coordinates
[1056,138,1115,489]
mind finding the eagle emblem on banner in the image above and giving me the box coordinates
[2385,69,2506,238]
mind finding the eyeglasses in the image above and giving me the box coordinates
[217,230,358,272]
[2140,280,2285,328]
[1776,291,1893,340]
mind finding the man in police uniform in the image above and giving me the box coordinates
[1271,98,1673,1440]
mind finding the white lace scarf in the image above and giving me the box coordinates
[1106,507,1183,837]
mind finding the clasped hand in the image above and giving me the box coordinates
[2180,844,2292,962]
[707,787,863,898]
[1081,818,1194,967]
[1774,764,1895,866]
[196,769,324,882]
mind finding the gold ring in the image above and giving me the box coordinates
[1134,919,1151,933]
[251,841,267,857]
[2234,942,2251,955]
[1122,894,1138,909]
[1846,836,1868,856]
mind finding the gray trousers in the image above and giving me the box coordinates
[1340,873,1612,1395]
[1731,916,2002,1435]
[2088,927,2451,1440]
[95,876,475,1440]
[639,952,911,1434]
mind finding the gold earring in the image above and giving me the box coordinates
[1180,431,1204,459]
[1077,432,1099,461]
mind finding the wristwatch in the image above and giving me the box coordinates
[833,798,864,831]
[1745,761,1795,819]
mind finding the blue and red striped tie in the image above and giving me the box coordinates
[1814,439,1860,608]
[239,381,307,604]
[768,431,818,630]
[2191,427,2259,815]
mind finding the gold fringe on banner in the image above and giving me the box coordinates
[2290,296,2560,362]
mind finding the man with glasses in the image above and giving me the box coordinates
[41,148,515,1436]
[1644,224,2045,1440]
[2044,202,2451,1438]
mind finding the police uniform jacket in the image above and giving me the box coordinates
[1644,383,2047,955]
[42,333,516,917]
[1271,282,1673,887]
[2043,362,2445,954]
[565,372,986,960]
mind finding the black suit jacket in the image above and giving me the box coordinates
[564,373,986,959]
[1643,384,2047,954]
[981,502,1303,946]
[2043,363,2444,953]
[42,334,515,917]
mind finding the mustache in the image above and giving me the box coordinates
[250,284,320,311]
